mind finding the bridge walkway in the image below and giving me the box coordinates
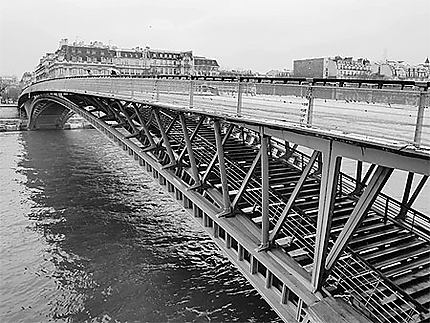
[116,102,430,323]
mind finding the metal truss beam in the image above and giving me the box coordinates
[131,103,156,149]
[214,119,232,216]
[231,150,261,210]
[270,150,320,243]
[165,113,178,135]
[177,116,205,164]
[325,166,393,274]
[153,108,176,167]
[118,101,139,134]
[398,174,428,219]
[179,113,201,187]
[312,144,342,292]
[353,164,375,194]
[201,124,234,183]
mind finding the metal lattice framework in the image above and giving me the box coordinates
[19,76,430,323]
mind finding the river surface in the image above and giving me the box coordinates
[0,130,281,323]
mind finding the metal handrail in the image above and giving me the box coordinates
[20,76,429,148]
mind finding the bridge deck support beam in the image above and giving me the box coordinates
[214,120,232,216]
[179,113,201,186]
[312,144,342,292]
[325,166,393,275]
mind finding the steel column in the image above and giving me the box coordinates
[355,161,363,191]
[214,120,232,215]
[270,150,320,243]
[258,129,270,251]
[325,166,393,274]
[400,172,414,216]
[179,113,201,187]
[312,144,342,292]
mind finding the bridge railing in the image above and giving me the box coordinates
[22,75,429,148]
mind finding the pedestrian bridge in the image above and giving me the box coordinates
[19,76,430,323]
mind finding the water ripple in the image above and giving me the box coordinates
[0,130,280,323]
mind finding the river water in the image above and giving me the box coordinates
[0,130,280,323]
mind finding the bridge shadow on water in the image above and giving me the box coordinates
[14,129,281,322]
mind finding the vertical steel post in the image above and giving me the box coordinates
[259,127,270,251]
[307,80,314,125]
[284,141,290,157]
[179,113,200,186]
[355,161,363,191]
[401,172,414,209]
[214,120,232,215]
[155,79,160,101]
[130,78,134,97]
[312,143,341,292]
[414,90,426,146]
[189,78,194,108]
[237,79,243,117]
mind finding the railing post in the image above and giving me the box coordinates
[414,89,426,146]
[306,78,314,125]
[130,78,134,97]
[237,78,243,117]
[189,77,194,108]
[155,78,160,101]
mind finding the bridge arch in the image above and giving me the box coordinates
[26,94,75,130]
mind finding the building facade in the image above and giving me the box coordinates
[293,56,371,79]
[371,59,430,80]
[33,39,220,81]
[193,56,220,76]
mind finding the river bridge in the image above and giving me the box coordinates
[18,75,429,323]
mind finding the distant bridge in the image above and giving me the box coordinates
[19,76,430,323]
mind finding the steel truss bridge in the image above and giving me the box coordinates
[19,75,430,323]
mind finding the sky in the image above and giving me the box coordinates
[0,0,429,78]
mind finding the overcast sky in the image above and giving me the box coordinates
[1,0,429,77]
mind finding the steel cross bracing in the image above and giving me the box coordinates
[21,90,430,323]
